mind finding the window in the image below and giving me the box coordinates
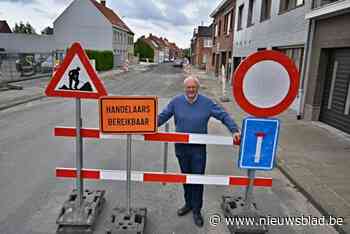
[237,4,244,31]
[204,38,212,48]
[276,47,304,71]
[227,12,231,34]
[297,0,304,6]
[215,24,218,37]
[260,0,272,21]
[280,0,304,13]
[224,12,232,35]
[313,0,339,9]
[218,20,222,36]
[247,0,255,27]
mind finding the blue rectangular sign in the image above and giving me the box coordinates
[238,117,280,170]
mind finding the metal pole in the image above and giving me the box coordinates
[126,134,132,216]
[244,169,255,210]
[222,65,226,97]
[75,98,83,207]
[162,123,169,185]
[297,19,315,120]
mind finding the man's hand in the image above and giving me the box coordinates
[233,132,241,146]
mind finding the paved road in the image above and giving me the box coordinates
[0,64,338,233]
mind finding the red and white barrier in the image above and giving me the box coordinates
[56,168,272,187]
[54,127,233,146]
[123,60,129,72]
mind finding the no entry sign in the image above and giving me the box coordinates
[232,50,299,117]
[100,96,158,134]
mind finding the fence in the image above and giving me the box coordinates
[0,52,55,87]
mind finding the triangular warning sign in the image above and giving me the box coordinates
[45,42,108,99]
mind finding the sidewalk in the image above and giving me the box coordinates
[0,67,127,111]
[191,67,350,234]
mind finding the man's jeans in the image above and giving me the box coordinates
[176,152,206,214]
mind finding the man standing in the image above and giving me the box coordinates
[68,67,80,90]
[157,76,240,227]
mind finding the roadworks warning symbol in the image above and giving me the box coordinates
[45,42,107,99]
[58,66,93,91]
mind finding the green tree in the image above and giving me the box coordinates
[134,39,154,62]
[183,48,191,59]
[13,21,36,34]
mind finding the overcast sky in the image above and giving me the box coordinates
[0,0,222,48]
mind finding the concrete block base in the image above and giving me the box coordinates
[105,207,147,234]
[221,196,268,234]
[56,189,106,234]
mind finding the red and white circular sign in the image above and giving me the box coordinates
[232,50,300,117]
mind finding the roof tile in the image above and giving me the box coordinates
[90,0,133,34]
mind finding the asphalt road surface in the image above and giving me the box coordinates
[0,64,338,234]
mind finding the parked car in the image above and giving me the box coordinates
[173,59,183,67]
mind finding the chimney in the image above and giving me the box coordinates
[149,33,152,38]
[101,0,106,6]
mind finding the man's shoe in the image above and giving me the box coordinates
[193,212,204,227]
[177,205,191,216]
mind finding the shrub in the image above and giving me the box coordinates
[85,50,114,71]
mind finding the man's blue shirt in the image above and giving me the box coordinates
[158,94,239,155]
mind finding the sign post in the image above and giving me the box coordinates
[46,42,107,234]
[221,50,299,234]
[100,96,158,233]
[126,134,132,216]
[75,98,83,207]
[244,169,255,210]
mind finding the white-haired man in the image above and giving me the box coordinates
[157,76,240,227]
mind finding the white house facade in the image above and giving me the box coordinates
[233,0,310,111]
[0,0,134,67]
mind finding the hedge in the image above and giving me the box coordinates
[85,50,114,71]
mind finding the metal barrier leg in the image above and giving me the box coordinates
[56,99,105,234]
[162,123,169,186]
[105,135,147,234]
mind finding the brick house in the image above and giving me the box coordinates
[148,34,166,63]
[210,0,235,78]
[169,42,178,60]
[190,25,213,70]
[139,35,161,63]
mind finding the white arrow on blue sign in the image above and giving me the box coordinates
[238,117,280,170]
